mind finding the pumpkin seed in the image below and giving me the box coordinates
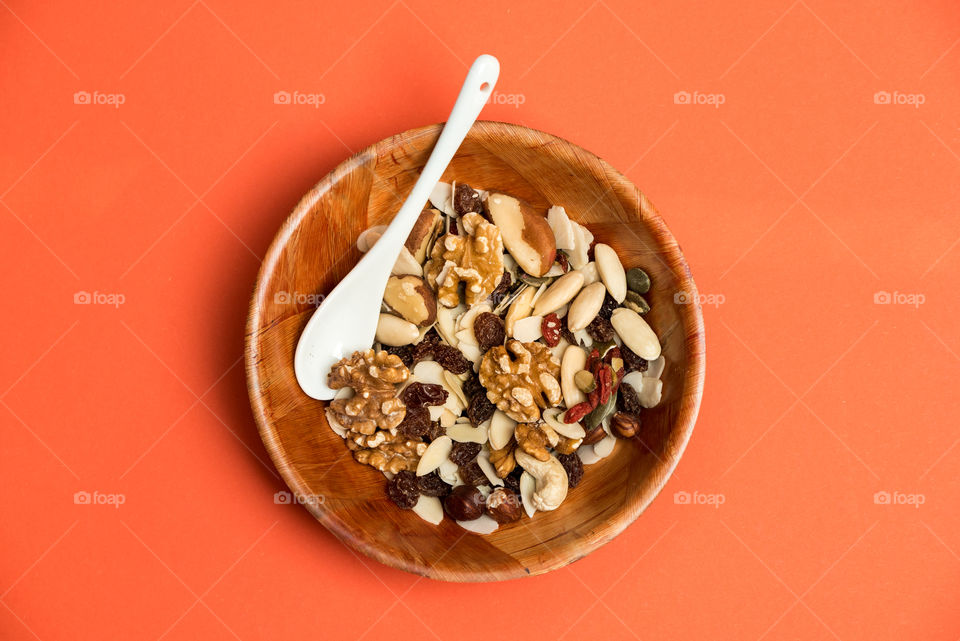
[626,268,651,294]
[624,290,650,314]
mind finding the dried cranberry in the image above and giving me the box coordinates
[620,344,648,374]
[488,271,512,307]
[454,183,482,215]
[474,312,506,352]
[417,471,450,497]
[387,470,420,509]
[459,461,488,486]
[467,391,496,426]
[556,453,584,488]
[396,406,430,438]
[586,315,614,342]
[541,313,561,347]
[617,382,644,417]
[400,382,448,408]
[449,441,481,466]
[597,293,619,320]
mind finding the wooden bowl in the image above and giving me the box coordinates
[245,121,705,581]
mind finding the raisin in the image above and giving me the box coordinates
[462,372,483,402]
[396,406,431,438]
[474,312,506,352]
[617,382,644,417]
[413,339,471,374]
[387,470,420,509]
[503,473,521,495]
[454,183,482,215]
[541,313,561,347]
[556,452,584,488]
[459,460,488,486]
[556,251,570,272]
[620,343,649,374]
[425,420,445,441]
[597,293,619,321]
[384,343,414,367]
[449,441,481,466]
[467,391,496,426]
[586,315,615,342]
[417,471,450,497]
[400,382,448,408]
[488,271,512,307]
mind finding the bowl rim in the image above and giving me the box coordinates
[245,120,706,581]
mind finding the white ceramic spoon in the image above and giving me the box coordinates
[295,54,500,400]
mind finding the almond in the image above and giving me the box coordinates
[532,271,584,316]
[417,436,453,476]
[382,275,437,327]
[595,243,626,303]
[486,193,556,277]
[375,313,419,346]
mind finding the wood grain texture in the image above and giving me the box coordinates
[245,121,705,582]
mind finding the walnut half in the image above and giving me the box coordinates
[478,339,562,423]
[424,212,504,307]
[327,349,408,435]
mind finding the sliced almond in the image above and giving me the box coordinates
[512,314,544,342]
[542,407,586,439]
[578,445,603,465]
[576,261,600,286]
[568,222,593,269]
[547,205,576,250]
[428,182,456,217]
[644,355,666,380]
[435,304,465,347]
[442,370,469,408]
[427,404,445,421]
[456,513,499,534]
[417,436,453,476]
[520,472,537,517]
[357,225,387,253]
[488,410,517,451]
[505,286,537,335]
[412,495,443,525]
[439,408,458,428]
[324,407,348,438]
[447,422,488,444]
[411,360,446,386]
[477,451,504,486]
[437,458,461,485]
[593,434,617,458]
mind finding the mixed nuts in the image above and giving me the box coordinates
[320,182,667,534]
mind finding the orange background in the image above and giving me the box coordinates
[2,1,959,639]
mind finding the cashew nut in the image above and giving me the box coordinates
[514,449,568,511]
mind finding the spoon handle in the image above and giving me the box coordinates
[366,54,500,262]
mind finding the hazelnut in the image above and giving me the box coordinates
[443,485,484,521]
[485,487,523,524]
[610,411,640,439]
[581,421,605,445]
